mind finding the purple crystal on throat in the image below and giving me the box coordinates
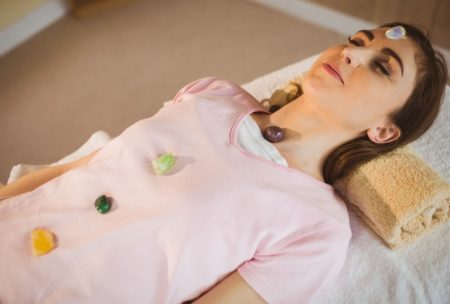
[263,126,284,143]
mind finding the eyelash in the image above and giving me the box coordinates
[346,36,391,77]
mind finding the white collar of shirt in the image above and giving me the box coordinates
[237,115,289,167]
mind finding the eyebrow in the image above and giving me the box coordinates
[356,29,404,76]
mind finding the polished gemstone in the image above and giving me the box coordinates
[385,26,406,40]
[263,125,284,143]
[152,152,177,175]
[95,195,112,214]
[30,228,56,256]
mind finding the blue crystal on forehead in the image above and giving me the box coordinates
[385,26,406,40]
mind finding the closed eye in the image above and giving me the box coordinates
[347,36,363,47]
[374,61,391,76]
[346,36,392,77]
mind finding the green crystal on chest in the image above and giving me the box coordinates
[95,195,112,214]
[152,152,176,175]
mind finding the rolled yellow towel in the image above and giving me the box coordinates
[334,145,450,250]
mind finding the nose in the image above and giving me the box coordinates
[340,46,372,68]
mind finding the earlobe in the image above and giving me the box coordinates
[367,126,401,144]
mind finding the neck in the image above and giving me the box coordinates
[252,95,357,182]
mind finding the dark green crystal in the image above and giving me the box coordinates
[95,195,111,214]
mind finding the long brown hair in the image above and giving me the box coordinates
[321,22,448,185]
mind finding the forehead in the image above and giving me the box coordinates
[354,27,418,79]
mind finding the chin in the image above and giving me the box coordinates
[301,73,346,116]
[302,72,339,98]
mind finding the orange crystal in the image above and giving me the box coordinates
[30,228,56,256]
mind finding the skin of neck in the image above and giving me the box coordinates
[253,94,362,182]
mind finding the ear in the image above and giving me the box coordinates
[367,124,401,144]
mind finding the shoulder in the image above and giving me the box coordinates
[171,76,258,105]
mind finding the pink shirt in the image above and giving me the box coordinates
[0,76,352,304]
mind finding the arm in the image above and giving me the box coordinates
[192,270,266,304]
[0,149,99,199]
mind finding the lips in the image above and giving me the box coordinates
[322,62,344,84]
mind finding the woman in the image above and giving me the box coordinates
[0,22,447,303]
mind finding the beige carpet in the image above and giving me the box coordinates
[0,0,345,184]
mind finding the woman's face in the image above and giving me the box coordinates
[302,26,418,139]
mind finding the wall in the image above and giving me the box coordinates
[0,0,52,31]
[305,0,450,49]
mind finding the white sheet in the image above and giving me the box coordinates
[6,54,450,303]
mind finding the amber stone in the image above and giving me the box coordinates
[263,126,284,143]
[30,228,56,256]
[95,195,111,214]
